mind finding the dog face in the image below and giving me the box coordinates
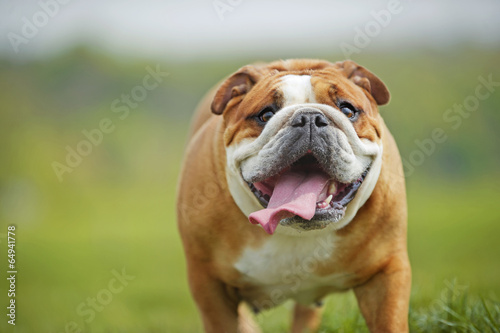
[211,59,390,235]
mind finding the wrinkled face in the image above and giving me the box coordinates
[217,61,387,236]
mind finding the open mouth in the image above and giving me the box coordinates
[246,155,370,234]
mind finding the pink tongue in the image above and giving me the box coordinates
[249,170,330,235]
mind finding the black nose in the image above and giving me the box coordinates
[291,111,329,128]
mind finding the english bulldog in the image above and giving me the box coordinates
[177,59,411,333]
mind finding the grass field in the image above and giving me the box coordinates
[0,48,499,332]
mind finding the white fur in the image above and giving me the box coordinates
[226,143,263,217]
[234,232,352,305]
[339,142,382,228]
[280,75,317,105]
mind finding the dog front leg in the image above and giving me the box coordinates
[353,254,411,333]
[188,269,240,333]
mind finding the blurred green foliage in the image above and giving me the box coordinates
[0,46,499,332]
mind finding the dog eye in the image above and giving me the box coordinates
[340,103,358,121]
[257,107,275,123]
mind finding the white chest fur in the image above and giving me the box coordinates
[234,232,350,305]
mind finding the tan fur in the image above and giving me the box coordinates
[291,304,323,333]
[177,59,410,332]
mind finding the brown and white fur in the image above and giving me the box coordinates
[177,59,411,333]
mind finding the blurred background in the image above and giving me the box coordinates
[0,0,499,332]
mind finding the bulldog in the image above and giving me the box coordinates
[177,59,411,333]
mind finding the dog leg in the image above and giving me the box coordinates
[353,254,411,333]
[291,302,323,333]
[188,272,239,333]
[237,302,262,333]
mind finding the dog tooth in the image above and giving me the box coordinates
[328,182,337,194]
[324,194,333,206]
[316,200,329,209]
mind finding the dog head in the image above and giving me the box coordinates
[212,59,389,236]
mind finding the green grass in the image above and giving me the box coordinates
[409,280,500,333]
[256,283,500,333]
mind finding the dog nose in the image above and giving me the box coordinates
[291,111,329,128]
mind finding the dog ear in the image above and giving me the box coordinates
[334,60,390,105]
[211,65,264,115]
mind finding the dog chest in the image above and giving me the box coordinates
[233,232,350,304]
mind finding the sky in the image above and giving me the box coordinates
[1,0,499,62]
